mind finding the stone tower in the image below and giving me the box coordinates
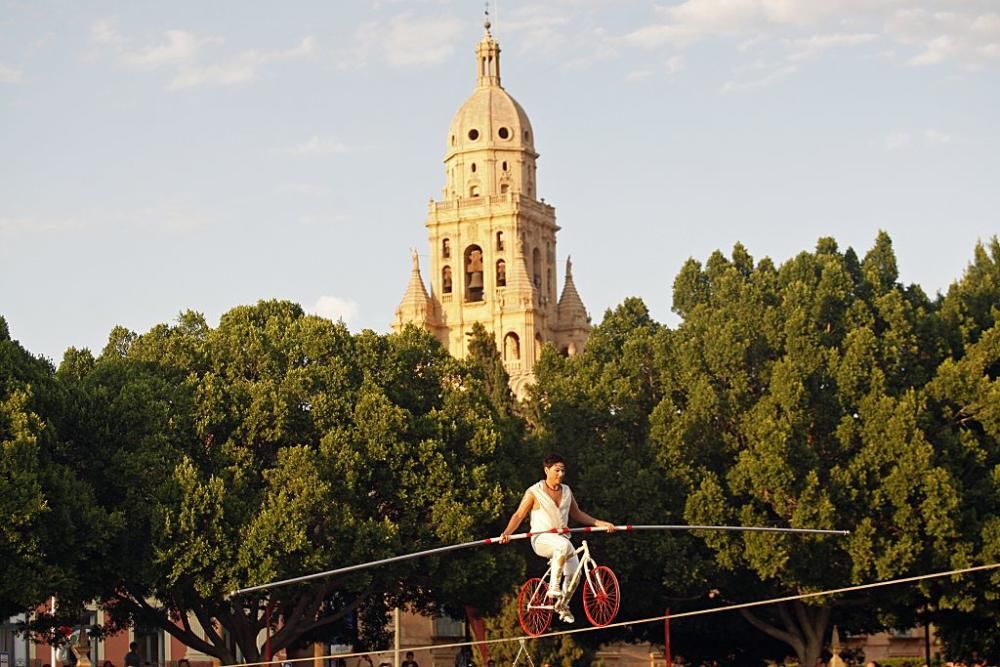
[393,20,590,398]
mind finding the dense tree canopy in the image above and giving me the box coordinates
[527,234,1000,664]
[5,303,532,663]
[0,316,114,628]
[526,298,775,664]
[2,234,998,666]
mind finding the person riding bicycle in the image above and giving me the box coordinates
[499,454,615,623]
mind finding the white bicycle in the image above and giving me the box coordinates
[517,539,620,636]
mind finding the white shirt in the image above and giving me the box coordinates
[528,480,573,533]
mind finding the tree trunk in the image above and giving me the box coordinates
[113,584,370,666]
[740,601,831,666]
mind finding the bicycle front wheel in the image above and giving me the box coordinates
[517,577,553,636]
[583,566,620,626]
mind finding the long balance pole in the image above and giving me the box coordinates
[230,524,849,596]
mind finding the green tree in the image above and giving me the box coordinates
[525,299,765,664]
[58,302,528,664]
[0,316,114,630]
[939,236,1000,353]
[651,235,995,665]
[919,252,1000,658]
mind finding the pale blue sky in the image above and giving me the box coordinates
[2,1,998,362]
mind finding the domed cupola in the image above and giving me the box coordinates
[442,20,539,201]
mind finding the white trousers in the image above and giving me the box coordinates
[531,534,579,590]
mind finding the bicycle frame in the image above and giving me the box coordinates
[525,540,606,611]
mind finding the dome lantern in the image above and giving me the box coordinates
[475,23,501,88]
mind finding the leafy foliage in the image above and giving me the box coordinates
[0,325,114,628]
[46,302,530,663]
[4,233,1000,665]
[528,235,1000,664]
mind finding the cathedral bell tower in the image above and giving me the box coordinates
[393,19,591,398]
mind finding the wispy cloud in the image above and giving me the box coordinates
[786,32,879,62]
[885,131,912,151]
[0,216,83,235]
[923,128,953,145]
[622,2,885,92]
[720,62,798,94]
[621,1,998,93]
[624,0,847,49]
[739,34,771,51]
[285,135,350,156]
[884,128,956,150]
[665,55,685,74]
[123,30,219,68]
[91,19,316,90]
[338,13,463,68]
[884,7,1000,69]
[625,55,684,82]
[90,17,124,45]
[310,295,360,324]
[167,36,315,90]
[625,68,653,82]
[0,63,22,83]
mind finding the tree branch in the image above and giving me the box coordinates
[793,600,819,650]
[739,607,802,656]
[281,590,372,650]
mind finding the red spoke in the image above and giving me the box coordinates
[583,566,620,627]
[518,577,553,636]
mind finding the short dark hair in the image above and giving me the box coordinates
[543,454,565,468]
[129,643,137,651]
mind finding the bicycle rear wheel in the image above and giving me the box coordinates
[517,577,553,636]
[583,566,620,626]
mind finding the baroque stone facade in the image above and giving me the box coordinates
[393,23,590,397]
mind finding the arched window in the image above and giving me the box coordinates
[470,184,480,197]
[504,332,520,361]
[442,266,452,294]
[547,268,552,296]
[442,238,450,259]
[496,259,507,287]
[532,247,541,288]
[500,183,509,194]
[464,245,484,302]
[496,231,504,251]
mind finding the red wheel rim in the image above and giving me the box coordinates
[583,566,620,627]
[517,577,553,637]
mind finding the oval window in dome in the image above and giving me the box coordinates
[468,129,480,141]
[498,127,510,140]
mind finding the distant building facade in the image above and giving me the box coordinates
[393,22,590,397]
